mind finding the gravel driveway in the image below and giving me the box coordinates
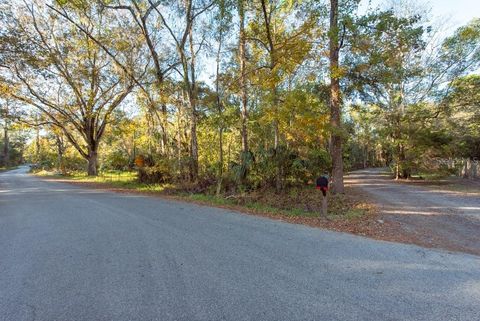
[346,168,480,255]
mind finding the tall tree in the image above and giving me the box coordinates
[328,0,344,193]
[345,13,480,178]
[2,2,137,175]
[1,100,10,166]
[96,0,178,158]
[248,0,315,190]
[151,0,215,181]
[238,0,249,159]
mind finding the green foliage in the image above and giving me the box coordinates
[2,0,479,188]
[442,75,480,158]
[229,151,255,182]
[101,150,131,171]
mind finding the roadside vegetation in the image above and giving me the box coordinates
[0,165,17,172]
[36,166,396,240]
[35,169,375,226]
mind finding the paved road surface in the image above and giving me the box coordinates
[1,167,479,321]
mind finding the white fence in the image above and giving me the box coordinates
[433,158,479,178]
[459,158,479,179]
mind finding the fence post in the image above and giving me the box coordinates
[467,159,473,179]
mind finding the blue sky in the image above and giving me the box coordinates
[427,0,479,27]
[360,0,479,31]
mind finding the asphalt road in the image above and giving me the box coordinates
[1,167,479,321]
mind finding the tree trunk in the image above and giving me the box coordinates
[363,145,369,169]
[399,145,410,179]
[395,142,409,179]
[216,27,224,195]
[3,104,9,166]
[189,107,199,181]
[273,87,282,192]
[188,20,199,182]
[55,135,66,175]
[57,150,65,175]
[35,119,40,163]
[329,0,344,194]
[3,125,8,166]
[239,0,249,156]
[161,104,168,157]
[176,110,182,176]
[87,150,98,176]
[216,127,224,196]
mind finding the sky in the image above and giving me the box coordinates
[360,0,479,32]
[424,0,480,27]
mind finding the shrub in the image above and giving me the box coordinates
[137,159,172,184]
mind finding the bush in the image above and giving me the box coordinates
[102,151,131,171]
[137,159,172,184]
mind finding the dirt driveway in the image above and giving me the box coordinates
[346,168,480,256]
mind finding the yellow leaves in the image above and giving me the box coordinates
[279,0,295,12]
[246,1,317,89]
[0,82,11,98]
[284,113,329,146]
[256,88,330,147]
[330,65,347,79]
[55,0,92,11]
[0,81,21,100]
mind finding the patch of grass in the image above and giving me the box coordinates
[343,208,366,220]
[245,202,282,215]
[425,180,480,195]
[137,183,174,193]
[70,171,137,182]
[409,173,448,181]
[186,186,371,221]
[0,166,18,172]
[188,193,236,206]
[35,170,141,187]
[244,202,317,217]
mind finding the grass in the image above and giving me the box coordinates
[423,179,480,195]
[396,171,480,195]
[0,165,18,173]
[33,169,371,222]
[187,193,319,218]
[37,169,138,184]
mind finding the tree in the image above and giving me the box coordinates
[0,100,11,166]
[151,0,215,181]
[345,8,425,178]
[238,0,249,168]
[95,0,179,158]
[345,14,480,178]
[2,2,137,175]
[248,0,316,190]
[443,75,480,160]
[328,0,344,193]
